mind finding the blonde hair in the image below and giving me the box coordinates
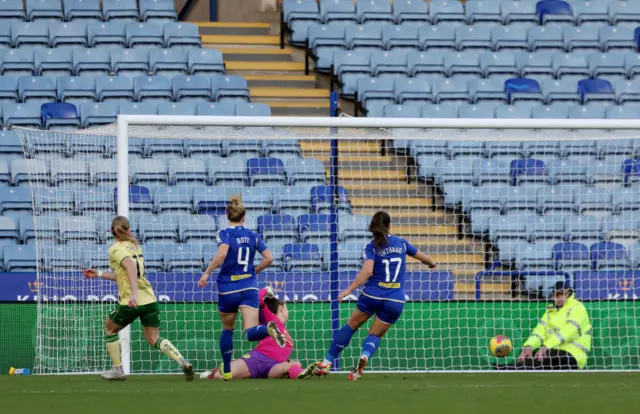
[111,216,139,246]
[226,196,246,223]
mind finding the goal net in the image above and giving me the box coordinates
[15,116,640,374]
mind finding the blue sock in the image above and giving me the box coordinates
[361,334,381,360]
[324,324,355,365]
[245,325,269,342]
[220,329,234,373]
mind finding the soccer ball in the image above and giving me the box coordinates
[489,335,513,357]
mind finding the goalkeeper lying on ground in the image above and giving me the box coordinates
[201,287,314,380]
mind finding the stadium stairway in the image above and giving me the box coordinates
[197,22,330,116]
[300,141,510,299]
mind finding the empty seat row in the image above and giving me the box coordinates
[0,48,222,78]
[0,100,268,129]
[0,21,200,48]
[388,102,640,120]
[0,0,177,23]
[0,75,247,105]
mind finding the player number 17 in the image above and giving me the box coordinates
[382,258,402,283]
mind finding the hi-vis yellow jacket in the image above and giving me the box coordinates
[523,294,592,369]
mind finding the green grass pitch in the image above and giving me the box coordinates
[2,373,639,414]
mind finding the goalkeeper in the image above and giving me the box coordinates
[83,216,194,381]
[200,287,314,380]
[497,282,592,370]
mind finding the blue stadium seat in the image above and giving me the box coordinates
[157,101,196,116]
[465,0,500,24]
[151,186,194,214]
[537,0,574,25]
[345,24,383,49]
[528,24,563,51]
[283,0,320,45]
[429,0,465,24]
[311,185,350,214]
[240,186,273,216]
[35,48,73,77]
[357,76,395,115]
[282,243,322,272]
[516,51,555,82]
[433,77,469,103]
[588,52,626,81]
[623,158,640,185]
[26,0,63,21]
[186,48,224,76]
[298,213,330,244]
[334,241,363,270]
[140,0,177,23]
[18,76,56,104]
[285,158,325,186]
[563,26,600,52]
[591,241,628,270]
[339,213,370,242]
[103,0,139,22]
[599,26,636,52]
[3,245,36,271]
[149,48,187,77]
[258,214,298,245]
[319,0,356,23]
[333,50,372,97]
[171,75,211,102]
[80,102,117,127]
[480,51,518,79]
[167,158,205,186]
[0,76,18,102]
[408,51,445,78]
[0,0,26,21]
[164,22,201,48]
[501,0,538,24]
[72,48,111,76]
[382,24,419,50]
[491,25,528,51]
[356,0,393,24]
[192,186,231,215]
[133,75,171,102]
[307,23,348,72]
[64,0,102,21]
[1,49,35,78]
[455,24,492,50]
[247,157,287,186]
[505,78,543,104]
[609,0,640,27]
[511,158,548,186]
[236,102,271,117]
[392,0,429,24]
[111,49,149,77]
[370,50,409,78]
[392,79,430,108]
[178,214,216,243]
[126,22,163,48]
[206,157,246,186]
[114,185,153,212]
[272,185,312,216]
[50,22,88,47]
[96,76,134,102]
[3,103,42,128]
[88,22,126,47]
[11,21,49,47]
[211,75,249,102]
[552,52,589,81]
[444,50,481,78]
[419,24,456,50]
[41,102,80,130]
[578,79,615,104]
[553,242,590,272]
[469,78,506,103]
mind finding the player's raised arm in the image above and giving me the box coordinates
[82,268,116,281]
[411,250,437,269]
[198,243,229,288]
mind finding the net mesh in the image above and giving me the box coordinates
[13,121,640,374]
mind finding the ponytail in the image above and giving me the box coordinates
[369,211,391,250]
[264,296,285,315]
[227,195,246,223]
[111,216,139,247]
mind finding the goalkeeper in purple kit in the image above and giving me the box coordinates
[312,211,437,380]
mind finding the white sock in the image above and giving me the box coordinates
[322,359,332,366]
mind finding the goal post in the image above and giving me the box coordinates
[16,116,640,374]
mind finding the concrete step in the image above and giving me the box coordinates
[202,34,280,46]
[413,241,486,255]
[196,22,271,36]
[215,47,292,62]
[264,101,331,116]
[245,75,317,88]
[226,61,305,72]
[350,197,431,209]
[314,155,393,164]
[336,169,407,181]
[456,282,510,295]
[301,141,380,154]
[250,87,330,99]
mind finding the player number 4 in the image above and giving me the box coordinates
[382,258,402,283]
[237,247,250,272]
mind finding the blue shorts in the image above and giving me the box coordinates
[240,350,280,379]
[218,289,259,314]
[356,294,405,325]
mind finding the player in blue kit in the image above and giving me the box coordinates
[312,211,437,380]
[197,196,286,380]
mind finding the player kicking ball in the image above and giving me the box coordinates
[83,216,194,381]
[201,287,315,380]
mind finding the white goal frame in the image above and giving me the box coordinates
[115,115,640,374]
